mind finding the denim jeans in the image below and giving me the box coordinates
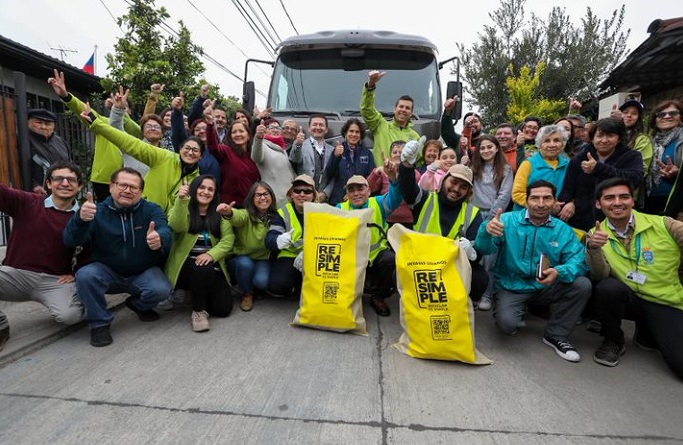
[227,255,270,295]
[75,262,171,328]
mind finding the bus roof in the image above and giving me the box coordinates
[276,30,438,55]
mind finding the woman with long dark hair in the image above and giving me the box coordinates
[165,175,235,332]
[219,181,278,312]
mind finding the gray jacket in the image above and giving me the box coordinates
[289,137,335,195]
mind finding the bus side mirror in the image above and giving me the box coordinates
[445,81,462,122]
[242,81,255,114]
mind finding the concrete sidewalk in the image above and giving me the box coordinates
[0,293,682,444]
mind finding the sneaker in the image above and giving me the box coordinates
[370,296,390,316]
[90,325,113,347]
[593,339,625,367]
[191,311,210,332]
[240,293,254,312]
[477,294,493,311]
[587,319,602,333]
[156,297,175,311]
[0,326,9,351]
[543,336,581,362]
[633,325,659,352]
[125,296,160,322]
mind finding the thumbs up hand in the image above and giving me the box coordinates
[80,192,97,221]
[581,151,598,174]
[178,178,190,199]
[146,221,162,251]
[587,220,608,249]
[276,228,296,250]
[486,208,505,237]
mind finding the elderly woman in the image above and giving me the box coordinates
[511,124,570,209]
[643,100,683,217]
[264,175,317,297]
[558,118,644,232]
[251,119,295,206]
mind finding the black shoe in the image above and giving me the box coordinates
[125,296,160,322]
[90,325,113,347]
[543,336,580,362]
[0,326,9,351]
[633,325,659,352]
[593,339,625,367]
[370,296,390,317]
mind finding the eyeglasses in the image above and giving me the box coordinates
[50,175,78,184]
[292,188,314,195]
[114,182,142,193]
[254,191,271,199]
[144,124,162,130]
[656,110,681,119]
[267,125,282,131]
[181,145,201,153]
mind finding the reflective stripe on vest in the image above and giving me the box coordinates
[415,192,479,239]
[278,203,304,258]
[340,197,387,262]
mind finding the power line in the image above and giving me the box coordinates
[97,0,124,32]
[231,0,277,57]
[252,0,282,45]
[278,0,298,36]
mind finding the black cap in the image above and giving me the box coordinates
[27,109,57,122]
[619,99,644,114]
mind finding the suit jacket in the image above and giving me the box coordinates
[289,137,335,195]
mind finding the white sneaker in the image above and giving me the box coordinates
[478,294,493,311]
[191,310,210,332]
[156,297,175,311]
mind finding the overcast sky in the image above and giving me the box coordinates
[0,0,680,109]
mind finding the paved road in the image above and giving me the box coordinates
[1,295,682,444]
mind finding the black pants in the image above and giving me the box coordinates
[268,256,301,296]
[366,249,396,299]
[176,258,233,317]
[594,277,683,380]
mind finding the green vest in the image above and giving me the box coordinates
[414,192,479,239]
[601,210,683,310]
[278,203,304,259]
[340,197,387,262]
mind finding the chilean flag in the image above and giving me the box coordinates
[82,52,95,75]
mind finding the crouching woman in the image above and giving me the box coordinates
[165,175,234,332]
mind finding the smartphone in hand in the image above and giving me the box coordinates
[537,253,550,279]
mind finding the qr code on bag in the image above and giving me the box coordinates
[430,315,452,341]
[323,281,339,304]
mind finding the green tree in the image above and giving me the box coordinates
[506,62,566,125]
[456,0,629,127]
[101,0,208,117]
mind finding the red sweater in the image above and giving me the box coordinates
[0,185,76,275]
[206,123,261,206]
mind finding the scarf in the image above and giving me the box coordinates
[265,134,286,149]
[647,126,683,194]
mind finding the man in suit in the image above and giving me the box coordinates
[289,114,335,202]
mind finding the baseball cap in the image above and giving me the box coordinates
[345,175,369,188]
[27,109,57,122]
[292,174,315,187]
[619,99,644,114]
[445,164,473,187]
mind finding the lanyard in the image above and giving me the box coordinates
[608,233,641,269]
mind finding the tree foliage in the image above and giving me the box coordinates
[102,0,238,117]
[506,63,566,125]
[456,0,629,128]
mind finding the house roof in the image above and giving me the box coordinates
[600,17,683,94]
[0,35,102,93]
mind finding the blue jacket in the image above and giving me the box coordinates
[324,143,376,206]
[475,209,588,293]
[171,108,222,184]
[63,196,173,276]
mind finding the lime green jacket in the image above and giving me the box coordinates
[227,209,271,260]
[63,94,141,184]
[164,197,234,286]
[89,119,200,213]
[360,86,420,167]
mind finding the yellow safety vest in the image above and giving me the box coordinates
[414,192,479,239]
[341,197,387,262]
[278,203,304,259]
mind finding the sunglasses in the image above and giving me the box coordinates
[656,110,681,119]
[292,188,314,195]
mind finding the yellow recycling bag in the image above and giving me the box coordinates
[388,224,492,364]
[291,202,372,335]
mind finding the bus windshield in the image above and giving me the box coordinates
[269,48,441,119]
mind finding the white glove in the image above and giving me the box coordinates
[400,135,426,165]
[293,252,304,272]
[276,228,295,250]
[457,237,478,261]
